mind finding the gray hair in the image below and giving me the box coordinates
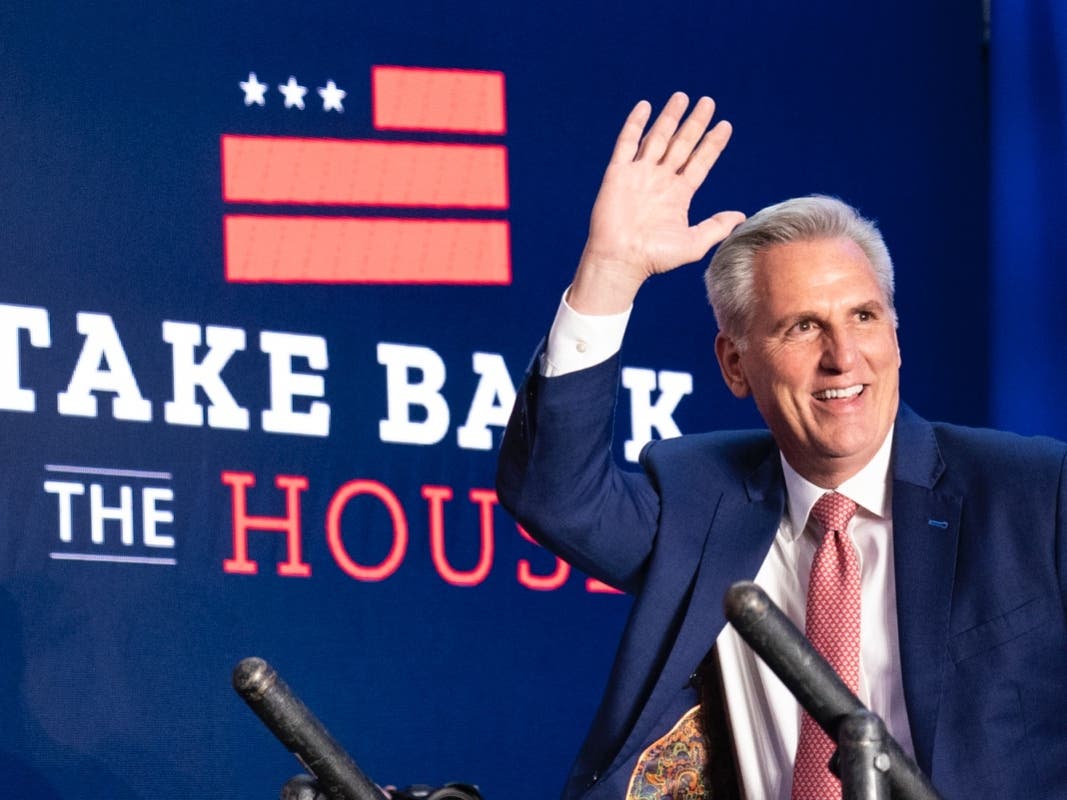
[704,195,896,345]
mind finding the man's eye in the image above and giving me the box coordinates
[789,319,815,335]
[857,310,873,322]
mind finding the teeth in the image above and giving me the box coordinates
[814,385,863,400]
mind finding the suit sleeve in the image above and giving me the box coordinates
[496,345,660,594]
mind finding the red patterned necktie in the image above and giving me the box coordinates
[791,491,861,800]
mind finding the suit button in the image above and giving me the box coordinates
[587,770,599,787]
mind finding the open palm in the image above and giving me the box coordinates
[570,93,745,314]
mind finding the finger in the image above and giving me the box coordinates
[679,120,734,189]
[660,95,716,171]
[635,92,689,163]
[609,100,653,164]
[690,210,747,258]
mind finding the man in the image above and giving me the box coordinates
[496,93,1067,799]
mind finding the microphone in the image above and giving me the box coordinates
[723,581,943,800]
[232,656,382,800]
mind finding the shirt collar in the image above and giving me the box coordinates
[779,425,895,541]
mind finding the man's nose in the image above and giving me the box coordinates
[820,329,859,372]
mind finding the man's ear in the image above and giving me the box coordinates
[715,332,750,398]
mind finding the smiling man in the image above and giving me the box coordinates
[713,234,901,490]
[496,94,1067,800]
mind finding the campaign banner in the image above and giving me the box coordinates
[1,2,993,798]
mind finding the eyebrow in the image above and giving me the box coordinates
[851,300,886,316]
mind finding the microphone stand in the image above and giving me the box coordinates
[723,582,943,800]
[232,656,382,800]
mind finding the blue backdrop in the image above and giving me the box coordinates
[1,1,1050,798]
[991,0,1067,438]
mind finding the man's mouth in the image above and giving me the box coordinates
[813,384,864,401]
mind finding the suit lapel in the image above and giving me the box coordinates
[614,444,785,765]
[891,406,961,775]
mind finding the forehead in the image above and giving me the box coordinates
[751,237,884,307]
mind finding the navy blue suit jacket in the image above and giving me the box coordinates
[497,352,1067,799]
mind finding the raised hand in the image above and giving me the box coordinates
[568,93,745,314]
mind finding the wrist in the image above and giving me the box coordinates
[568,249,646,315]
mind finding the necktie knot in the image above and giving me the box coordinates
[810,491,858,537]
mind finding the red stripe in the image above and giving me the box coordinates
[221,135,508,209]
[223,215,511,285]
[372,66,506,134]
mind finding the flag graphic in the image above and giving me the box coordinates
[222,66,510,284]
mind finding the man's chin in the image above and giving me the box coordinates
[807,432,887,469]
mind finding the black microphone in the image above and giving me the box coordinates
[232,656,382,800]
[723,581,943,800]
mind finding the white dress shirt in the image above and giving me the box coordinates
[542,293,914,799]
[716,436,914,798]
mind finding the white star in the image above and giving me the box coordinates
[239,72,268,107]
[278,76,308,110]
[318,80,346,113]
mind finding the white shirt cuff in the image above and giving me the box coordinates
[541,289,632,377]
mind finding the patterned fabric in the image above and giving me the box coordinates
[791,491,860,800]
[628,706,709,799]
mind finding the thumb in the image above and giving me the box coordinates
[692,211,746,255]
